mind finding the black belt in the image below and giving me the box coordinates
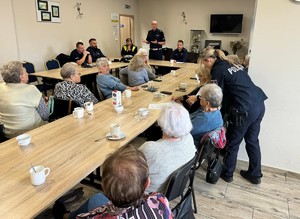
[150,48,162,51]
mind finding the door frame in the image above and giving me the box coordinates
[119,14,135,52]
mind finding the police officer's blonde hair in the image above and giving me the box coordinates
[199,48,240,68]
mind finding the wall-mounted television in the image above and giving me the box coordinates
[210,14,243,34]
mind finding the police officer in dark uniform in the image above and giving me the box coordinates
[70,42,92,66]
[86,38,107,62]
[170,40,188,62]
[121,38,138,61]
[200,48,267,184]
[142,21,166,60]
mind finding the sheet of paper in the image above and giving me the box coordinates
[148,102,172,110]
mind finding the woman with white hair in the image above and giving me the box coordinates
[136,48,157,79]
[54,62,98,106]
[0,61,49,138]
[190,83,224,149]
[140,102,196,193]
[96,58,138,98]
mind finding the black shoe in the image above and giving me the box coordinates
[52,201,70,219]
[57,187,84,204]
[220,172,233,183]
[240,170,262,184]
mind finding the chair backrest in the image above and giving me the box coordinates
[96,84,106,101]
[45,59,60,70]
[163,48,173,61]
[186,52,199,63]
[164,154,197,201]
[56,53,70,67]
[49,97,79,122]
[22,61,36,83]
[120,74,128,86]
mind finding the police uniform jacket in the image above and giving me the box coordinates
[121,45,138,57]
[146,28,165,49]
[171,48,188,62]
[86,47,105,62]
[211,59,267,113]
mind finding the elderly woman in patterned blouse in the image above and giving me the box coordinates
[54,62,98,106]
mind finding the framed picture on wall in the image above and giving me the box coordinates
[37,0,48,11]
[41,11,51,21]
[52,5,60,18]
[205,40,222,49]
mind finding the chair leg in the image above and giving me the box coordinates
[192,187,197,214]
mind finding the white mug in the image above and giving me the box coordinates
[124,89,132,98]
[84,102,93,112]
[16,133,31,146]
[110,123,121,137]
[114,105,124,114]
[180,82,187,89]
[171,70,176,77]
[29,165,50,186]
[108,60,112,65]
[73,107,84,119]
[153,92,161,100]
[170,59,175,64]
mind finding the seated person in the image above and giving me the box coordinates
[121,38,138,60]
[54,62,98,106]
[86,38,107,62]
[190,84,224,149]
[140,102,196,193]
[170,40,188,62]
[0,61,49,138]
[96,58,138,98]
[174,63,211,113]
[53,145,173,219]
[120,55,149,86]
[70,42,92,66]
[136,48,157,79]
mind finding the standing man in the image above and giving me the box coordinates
[86,38,107,62]
[142,21,166,60]
[70,42,92,66]
[170,40,188,62]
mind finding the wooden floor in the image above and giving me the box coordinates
[37,158,300,219]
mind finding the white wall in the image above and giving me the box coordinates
[4,0,138,71]
[137,0,255,56]
[238,0,300,173]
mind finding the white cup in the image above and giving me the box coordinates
[139,108,149,116]
[73,107,84,119]
[84,102,93,112]
[29,165,50,186]
[124,89,132,98]
[170,59,175,64]
[108,60,112,65]
[153,92,161,100]
[114,105,124,113]
[16,133,31,146]
[110,123,121,137]
[180,82,187,89]
[171,70,176,77]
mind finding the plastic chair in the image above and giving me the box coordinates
[163,48,173,61]
[120,74,128,86]
[22,61,37,83]
[186,52,199,63]
[164,151,201,214]
[45,59,60,70]
[49,97,79,122]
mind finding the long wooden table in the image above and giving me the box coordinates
[0,63,199,218]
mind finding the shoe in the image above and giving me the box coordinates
[52,201,70,219]
[56,187,84,204]
[240,170,262,184]
[220,171,233,183]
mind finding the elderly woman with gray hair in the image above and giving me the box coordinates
[54,62,98,106]
[139,102,196,193]
[190,83,224,149]
[0,61,49,138]
[96,58,138,98]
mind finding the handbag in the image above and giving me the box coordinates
[206,150,223,184]
[172,188,195,219]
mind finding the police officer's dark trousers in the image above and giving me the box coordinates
[223,101,265,178]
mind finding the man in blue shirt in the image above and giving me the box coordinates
[171,40,188,62]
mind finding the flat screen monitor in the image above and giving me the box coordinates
[210,14,243,34]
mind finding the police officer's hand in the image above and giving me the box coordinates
[151,40,158,44]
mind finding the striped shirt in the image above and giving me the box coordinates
[76,193,173,219]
